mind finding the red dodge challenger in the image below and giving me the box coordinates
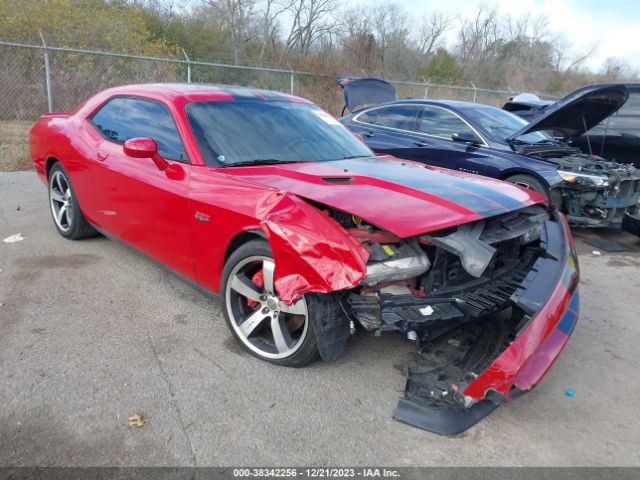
[30,84,579,434]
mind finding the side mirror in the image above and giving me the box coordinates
[452,132,482,145]
[123,137,168,170]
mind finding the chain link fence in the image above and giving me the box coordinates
[0,40,557,169]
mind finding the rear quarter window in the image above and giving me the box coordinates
[357,105,419,131]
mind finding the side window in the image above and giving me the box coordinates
[357,106,419,131]
[417,106,476,139]
[90,97,188,162]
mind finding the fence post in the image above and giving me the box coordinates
[40,32,53,112]
[182,48,192,83]
[470,82,477,103]
[290,70,295,95]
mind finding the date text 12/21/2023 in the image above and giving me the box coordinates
[232,468,401,478]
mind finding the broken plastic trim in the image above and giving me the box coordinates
[421,221,495,278]
[393,211,579,434]
[394,396,500,436]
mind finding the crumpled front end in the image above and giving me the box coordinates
[334,205,578,435]
[517,144,640,227]
[560,162,640,227]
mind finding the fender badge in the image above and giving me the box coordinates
[195,212,210,223]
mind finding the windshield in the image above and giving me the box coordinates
[186,100,373,166]
[463,105,554,144]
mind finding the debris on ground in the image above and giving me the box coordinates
[128,413,146,428]
[3,233,25,244]
[565,388,575,397]
[16,206,21,211]
[592,251,601,256]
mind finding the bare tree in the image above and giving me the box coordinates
[204,0,256,64]
[600,57,629,81]
[416,11,452,56]
[338,8,376,73]
[281,0,337,58]
[369,3,410,74]
[256,0,294,62]
[550,33,597,73]
[455,4,499,63]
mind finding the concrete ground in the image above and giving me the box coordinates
[1,171,639,467]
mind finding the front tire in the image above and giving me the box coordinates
[221,239,322,367]
[505,174,548,195]
[48,163,96,240]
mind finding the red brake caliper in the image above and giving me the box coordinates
[247,270,264,310]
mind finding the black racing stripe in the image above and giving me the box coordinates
[330,158,527,216]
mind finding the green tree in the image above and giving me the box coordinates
[421,48,463,84]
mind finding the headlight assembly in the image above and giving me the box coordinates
[557,170,610,187]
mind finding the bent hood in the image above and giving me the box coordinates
[337,77,397,113]
[507,84,629,142]
[228,156,545,238]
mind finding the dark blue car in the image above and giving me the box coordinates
[339,78,640,229]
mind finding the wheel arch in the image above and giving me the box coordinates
[224,229,266,263]
[45,156,61,179]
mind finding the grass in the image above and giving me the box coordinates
[0,120,33,171]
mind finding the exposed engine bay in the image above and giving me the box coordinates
[319,204,576,434]
[516,143,640,227]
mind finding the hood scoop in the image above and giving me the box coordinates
[322,177,354,184]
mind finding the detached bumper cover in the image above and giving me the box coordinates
[621,211,640,237]
[394,213,579,435]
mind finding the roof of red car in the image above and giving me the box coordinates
[95,83,312,104]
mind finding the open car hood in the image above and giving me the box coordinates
[506,84,629,142]
[227,156,544,238]
[503,93,552,112]
[337,77,397,114]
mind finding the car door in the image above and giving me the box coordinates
[410,105,489,175]
[88,96,194,278]
[349,105,430,160]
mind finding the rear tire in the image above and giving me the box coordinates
[48,162,97,240]
[221,239,326,367]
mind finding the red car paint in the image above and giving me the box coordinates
[30,84,575,406]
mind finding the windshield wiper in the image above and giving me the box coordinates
[323,155,370,161]
[225,159,303,167]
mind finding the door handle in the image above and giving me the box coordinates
[362,131,375,138]
[97,151,109,162]
[414,141,428,147]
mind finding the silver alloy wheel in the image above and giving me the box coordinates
[225,255,309,360]
[49,170,74,232]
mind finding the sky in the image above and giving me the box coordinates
[399,0,640,72]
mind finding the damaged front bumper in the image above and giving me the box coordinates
[621,210,640,237]
[563,176,640,228]
[390,211,579,435]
